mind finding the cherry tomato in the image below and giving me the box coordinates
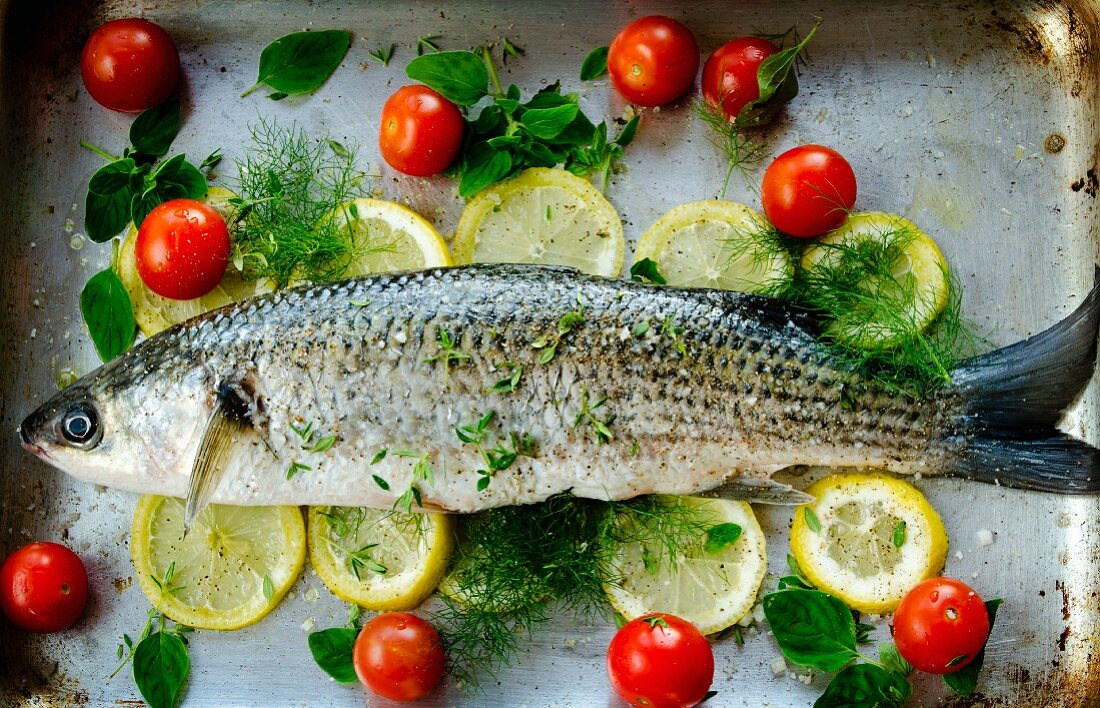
[761,144,857,238]
[80,18,180,113]
[607,613,714,708]
[379,85,465,176]
[0,542,89,633]
[136,199,230,301]
[353,612,444,702]
[701,37,779,121]
[892,578,991,674]
[607,16,700,107]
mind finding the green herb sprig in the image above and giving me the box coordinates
[81,99,207,243]
[404,47,639,196]
[455,410,530,490]
[230,119,377,287]
[368,43,396,66]
[531,295,586,363]
[573,387,615,444]
[241,30,351,99]
[393,450,434,512]
[424,327,472,381]
[763,588,1003,705]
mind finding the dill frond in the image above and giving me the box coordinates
[720,214,800,297]
[230,118,373,287]
[430,495,713,690]
[693,99,770,199]
[789,220,981,397]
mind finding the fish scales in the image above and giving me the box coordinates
[23,264,1100,510]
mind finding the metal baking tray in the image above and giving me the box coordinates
[2,0,1098,705]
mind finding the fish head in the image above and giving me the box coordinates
[19,352,210,493]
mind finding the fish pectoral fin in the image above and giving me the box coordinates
[184,392,248,534]
[706,475,815,506]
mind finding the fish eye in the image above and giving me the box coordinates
[59,403,101,449]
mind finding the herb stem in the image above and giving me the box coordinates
[79,140,119,162]
[720,161,736,200]
[481,45,505,98]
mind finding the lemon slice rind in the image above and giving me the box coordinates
[326,198,452,276]
[790,473,948,614]
[603,497,767,635]
[131,495,306,630]
[307,506,452,611]
[452,167,624,277]
[635,200,792,292]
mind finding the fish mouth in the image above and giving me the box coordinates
[18,409,49,458]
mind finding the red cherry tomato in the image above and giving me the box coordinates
[892,578,991,674]
[761,144,857,238]
[0,542,89,633]
[353,612,444,702]
[607,16,700,107]
[80,18,180,113]
[136,199,230,301]
[701,37,779,120]
[607,613,714,708]
[379,85,465,176]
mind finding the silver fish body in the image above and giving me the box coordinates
[19,264,1100,511]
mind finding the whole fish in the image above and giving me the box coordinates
[19,265,1100,519]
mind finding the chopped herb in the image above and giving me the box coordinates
[660,315,689,358]
[416,34,442,55]
[573,386,614,444]
[286,461,311,479]
[310,434,338,453]
[199,149,223,171]
[703,523,743,554]
[370,449,387,465]
[349,299,371,308]
[262,576,274,604]
[632,320,650,338]
[630,257,668,285]
[532,296,586,364]
[502,37,524,62]
[892,520,906,549]
[371,474,390,491]
[804,506,823,534]
[368,43,396,66]
[424,326,472,381]
[629,442,640,456]
[490,361,523,394]
[456,410,529,489]
[393,450,434,512]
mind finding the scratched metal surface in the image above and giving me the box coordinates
[0,0,1098,706]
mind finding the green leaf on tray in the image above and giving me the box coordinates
[133,629,190,708]
[406,50,489,106]
[736,23,819,129]
[813,663,911,708]
[307,626,359,683]
[762,589,861,672]
[580,46,609,81]
[242,30,352,98]
[86,158,139,243]
[129,100,181,158]
[943,598,1004,696]
[80,267,136,362]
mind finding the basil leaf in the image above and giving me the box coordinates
[514,141,558,168]
[307,627,359,683]
[878,644,913,677]
[153,155,207,200]
[86,159,138,242]
[242,30,351,97]
[405,50,488,106]
[129,100,181,158]
[473,104,504,134]
[130,191,163,230]
[814,663,911,708]
[630,258,667,285]
[943,598,1003,696]
[580,46,609,81]
[520,104,579,140]
[81,268,136,362]
[459,144,512,198]
[762,589,860,671]
[614,115,640,148]
[133,629,190,708]
[524,83,570,110]
[544,111,597,147]
[704,523,742,553]
[736,23,818,129]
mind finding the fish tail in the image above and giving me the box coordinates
[945,267,1100,493]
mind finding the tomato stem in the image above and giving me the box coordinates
[79,140,119,162]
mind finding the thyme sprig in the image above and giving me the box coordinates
[368,43,396,66]
[573,387,615,444]
[455,410,531,490]
[532,294,586,363]
[424,327,472,381]
[393,450,435,512]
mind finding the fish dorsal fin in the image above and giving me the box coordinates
[184,381,252,534]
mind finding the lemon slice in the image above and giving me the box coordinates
[603,497,767,635]
[119,186,273,336]
[800,212,950,349]
[307,506,453,610]
[452,167,624,277]
[326,198,452,275]
[790,473,948,614]
[131,495,306,630]
[634,201,792,292]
